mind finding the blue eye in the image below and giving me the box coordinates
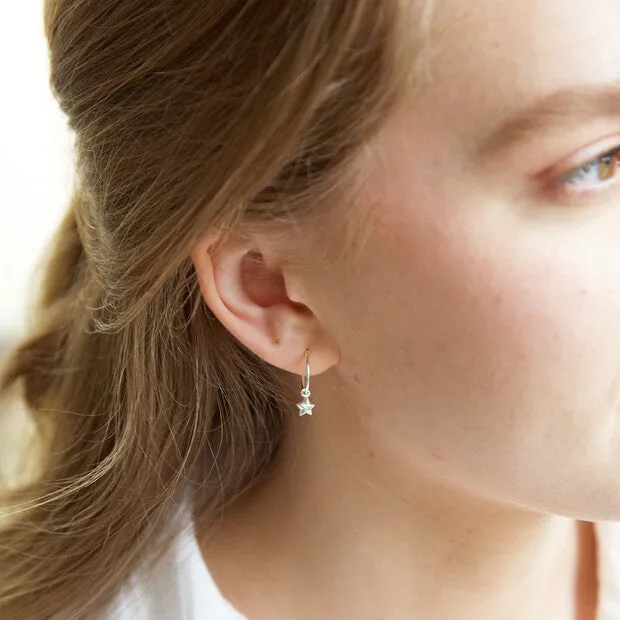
[561,148,620,188]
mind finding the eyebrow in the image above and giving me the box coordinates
[474,83,620,160]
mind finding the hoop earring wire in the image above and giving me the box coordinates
[296,348,315,416]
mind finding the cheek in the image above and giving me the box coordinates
[337,199,620,502]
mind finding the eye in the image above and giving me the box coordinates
[560,147,620,189]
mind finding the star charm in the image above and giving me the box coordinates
[297,401,315,416]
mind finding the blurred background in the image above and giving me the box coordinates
[0,3,74,484]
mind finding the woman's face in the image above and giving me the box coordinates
[296,0,620,520]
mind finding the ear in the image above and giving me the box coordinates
[190,232,339,377]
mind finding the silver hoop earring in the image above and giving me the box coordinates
[296,348,315,417]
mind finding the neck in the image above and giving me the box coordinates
[197,374,592,620]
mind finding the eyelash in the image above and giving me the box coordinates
[558,147,620,195]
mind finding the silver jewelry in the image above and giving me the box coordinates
[296,348,315,416]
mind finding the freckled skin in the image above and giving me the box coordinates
[295,0,620,520]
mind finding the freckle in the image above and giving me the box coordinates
[353,374,360,383]
[430,449,443,462]
[368,450,376,460]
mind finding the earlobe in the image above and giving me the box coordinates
[189,233,339,377]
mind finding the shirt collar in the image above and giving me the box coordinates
[593,520,620,620]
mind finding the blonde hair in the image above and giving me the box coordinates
[0,1,430,618]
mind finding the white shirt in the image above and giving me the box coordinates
[111,508,247,620]
[111,515,620,620]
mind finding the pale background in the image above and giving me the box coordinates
[0,2,74,347]
[0,2,74,485]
